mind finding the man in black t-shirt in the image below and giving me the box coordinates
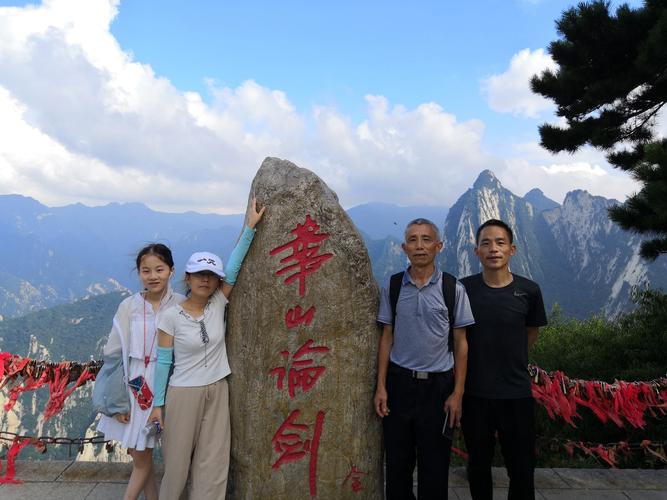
[460,219,547,500]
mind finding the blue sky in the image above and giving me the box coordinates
[110,2,555,113]
[108,1,564,144]
[0,0,652,213]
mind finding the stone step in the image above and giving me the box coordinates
[0,461,665,499]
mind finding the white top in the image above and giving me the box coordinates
[158,290,230,387]
[97,288,185,450]
[128,293,166,362]
[101,287,186,380]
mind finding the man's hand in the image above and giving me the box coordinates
[443,392,463,427]
[149,407,164,430]
[114,412,130,424]
[374,386,390,418]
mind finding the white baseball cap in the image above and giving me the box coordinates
[185,251,225,279]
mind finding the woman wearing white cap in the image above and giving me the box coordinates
[149,198,265,500]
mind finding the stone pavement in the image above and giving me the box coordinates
[0,461,665,499]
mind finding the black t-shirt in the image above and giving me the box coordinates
[460,273,547,399]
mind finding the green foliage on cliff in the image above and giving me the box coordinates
[531,288,667,382]
[0,291,127,360]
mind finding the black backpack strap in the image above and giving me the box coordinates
[389,272,404,326]
[441,272,457,352]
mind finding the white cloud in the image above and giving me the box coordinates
[541,163,607,177]
[307,96,493,207]
[0,0,496,212]
[497,144,640,203]
[0,84,247,212]
[0,1,639,216]
[0,0,309,212]
[482,48,557,118]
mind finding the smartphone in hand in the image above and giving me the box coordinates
[442,411,454,440]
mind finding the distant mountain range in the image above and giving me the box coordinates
[0,193,446,318]
[439,170,667,317]
[2,170,667,458]
[347,171,666,317]
[0,195,243,317]
[1,169,665,320]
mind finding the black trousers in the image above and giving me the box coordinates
[461,395,536,500]
[383,365,455,500]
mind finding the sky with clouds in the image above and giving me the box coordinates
[0,0,653,214]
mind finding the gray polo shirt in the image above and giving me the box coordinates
[377,267,475,372]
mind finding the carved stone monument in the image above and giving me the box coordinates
[227,157,383,499]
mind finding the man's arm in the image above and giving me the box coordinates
[527,326,539,348]
[444,327,468,427]
[373,324,393,418]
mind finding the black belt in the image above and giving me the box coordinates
[388,362,452,380]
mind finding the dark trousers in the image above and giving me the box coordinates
[383,365,455,500]
[461,395,536,500]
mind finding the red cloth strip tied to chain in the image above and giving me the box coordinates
[1,352,101,421]
[529,365,667,429]
[42,364,95,421]
[0,353,31,411]
[562,440,667,468]
[0,438,32,484]
[564,441,625,468]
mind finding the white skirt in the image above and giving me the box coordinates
[97,357,157,451]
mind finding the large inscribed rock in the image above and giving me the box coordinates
[227,157,383,499]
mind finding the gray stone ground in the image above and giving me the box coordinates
[0,461,665,499]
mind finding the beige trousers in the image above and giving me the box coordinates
[159,378,231,500]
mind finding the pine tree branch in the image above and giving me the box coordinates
[619,102,666,141]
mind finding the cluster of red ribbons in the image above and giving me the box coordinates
[528,365,667,428]
[0,431,110,484]
[0,353,102,484]
[562,439,667,468]
[0,352,102,422]
[1,354,666,479]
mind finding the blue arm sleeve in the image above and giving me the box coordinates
[224,225,256,285]
[153,346,173,407]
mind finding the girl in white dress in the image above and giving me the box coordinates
[97,244,185,500]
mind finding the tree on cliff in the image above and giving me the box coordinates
[531,0,667,260]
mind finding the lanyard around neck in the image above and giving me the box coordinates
[143,296,158,368]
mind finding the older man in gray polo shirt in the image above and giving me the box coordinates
[374,218,474,500]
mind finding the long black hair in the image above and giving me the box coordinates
[135,243,175,270]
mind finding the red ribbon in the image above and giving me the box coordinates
[530,365,667,429]
[1,353,100,421]
[0,438,32,484]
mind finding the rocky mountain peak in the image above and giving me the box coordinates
[472,169,502,191]
[561,189,616,215]
[564,189,592,203]
[524,188,560,213]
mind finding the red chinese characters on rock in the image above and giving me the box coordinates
[285,305,316,329]
[342,466,367,493]
[271,409,326,498]
[269,339,330,398]
[269,215,335,498]
[269,215,333,297]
